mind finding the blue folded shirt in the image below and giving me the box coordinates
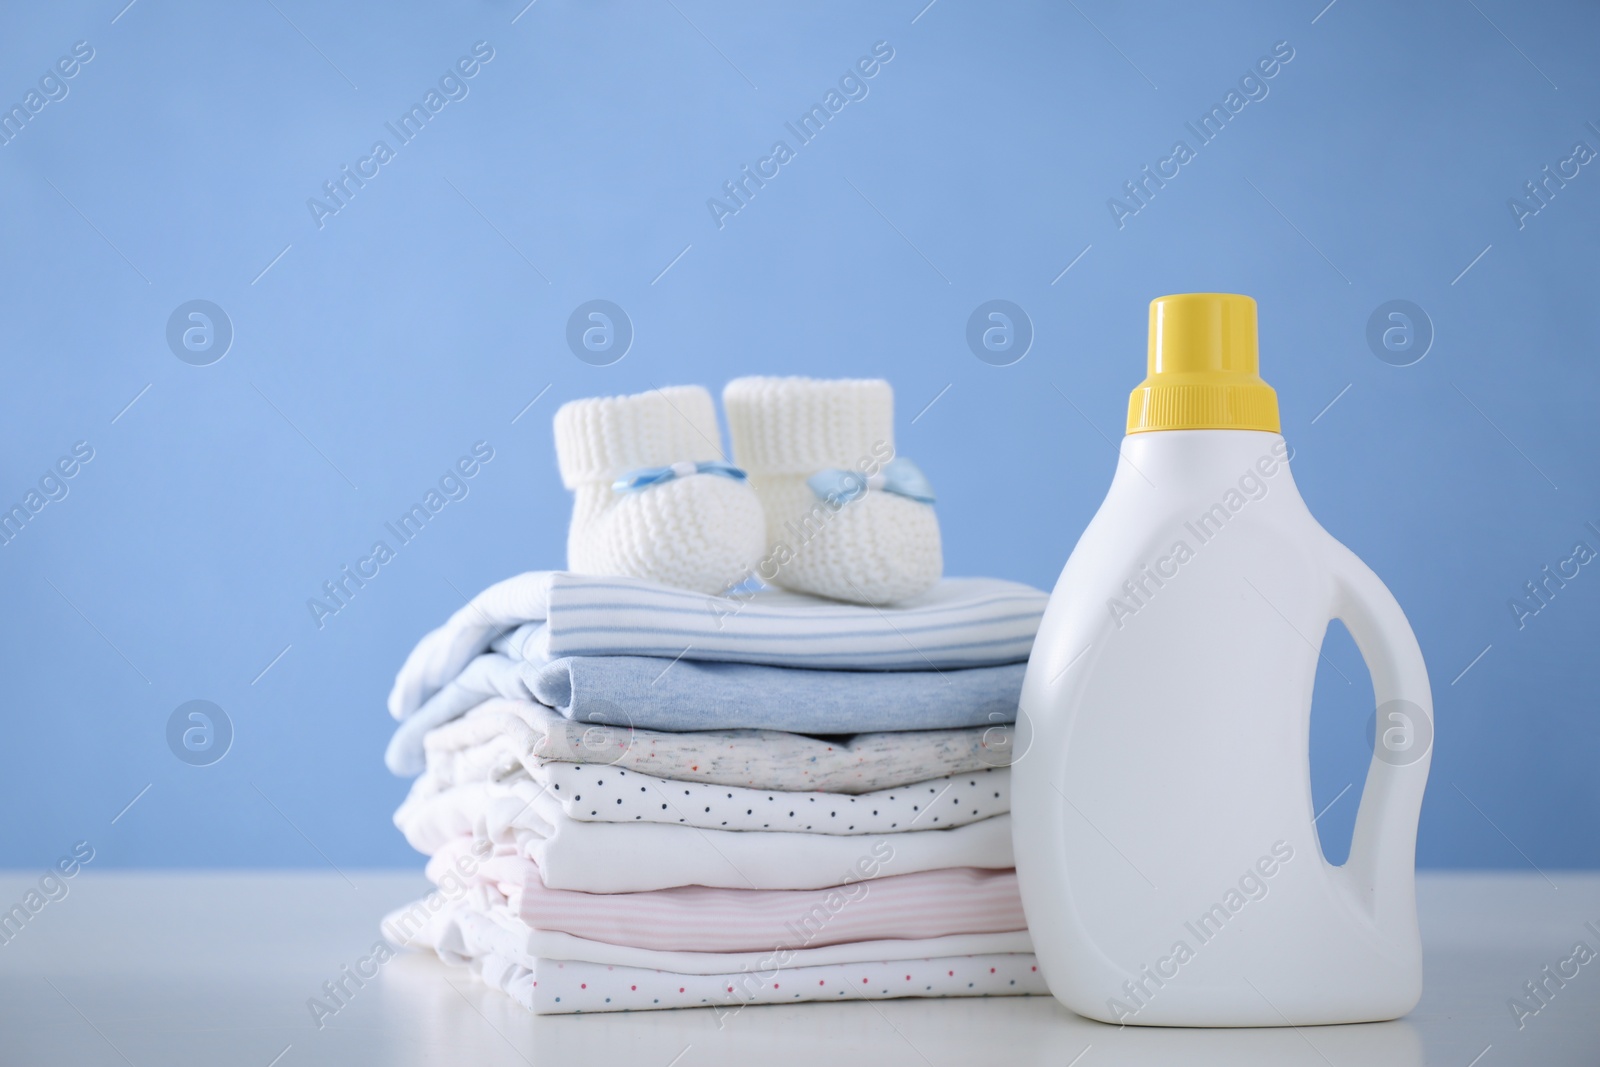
[527,655,1024,734]
[384,653,1024,777]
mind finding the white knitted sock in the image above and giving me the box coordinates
[554,386,766,594]
[723,376,942,605]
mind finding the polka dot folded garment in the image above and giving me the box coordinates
[456,762,1011,834]
[489,954,1047,1015]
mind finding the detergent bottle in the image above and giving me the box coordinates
[1013,293,1433,1026]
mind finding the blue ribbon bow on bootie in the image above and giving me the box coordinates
[612,460,748,493]
[806,456,935,505]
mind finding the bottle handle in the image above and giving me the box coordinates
[1326,541,1433,934]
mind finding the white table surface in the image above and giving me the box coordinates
[0,871,1594,1065]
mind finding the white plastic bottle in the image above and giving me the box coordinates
[1013,293,1433,1026]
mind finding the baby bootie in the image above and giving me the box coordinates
[723,376,942,605]
[554,386,766,595]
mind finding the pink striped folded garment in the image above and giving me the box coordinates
[425,840,1026,954]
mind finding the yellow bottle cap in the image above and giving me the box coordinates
[1126,293,1280,434]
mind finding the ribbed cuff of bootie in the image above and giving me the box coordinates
[554,385,725,487]
[723,377,895,474]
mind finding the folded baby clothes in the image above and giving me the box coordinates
[394,778,1014,893]
[505,763,1009,833]
[428,845,1026,952]
[420,698,1017,795]
[389,571,1047,718]
[386,653,1023,776]
[384,510,1043,1017]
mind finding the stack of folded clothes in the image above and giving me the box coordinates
[382,570,1049,1014]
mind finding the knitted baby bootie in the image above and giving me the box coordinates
[723,376,942,605]
[554,386,766,594]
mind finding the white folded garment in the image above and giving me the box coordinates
[389,571,1047,719]
[415,761,1008,834]
[529,928,1032,974]
[421,697,1015,795]
[453,901,1032,973]
[394,777,1015,893]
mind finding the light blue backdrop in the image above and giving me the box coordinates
[2,0,1595,870]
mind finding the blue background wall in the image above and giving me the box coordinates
[1,0,1595,870]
